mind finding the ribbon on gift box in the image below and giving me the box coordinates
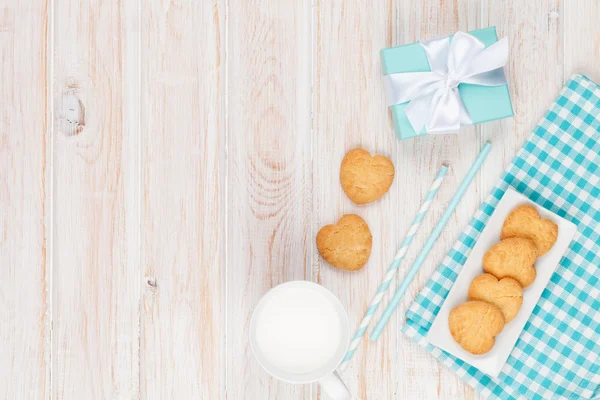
[383,31,509,135]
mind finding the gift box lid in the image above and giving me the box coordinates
[381,27,514,140]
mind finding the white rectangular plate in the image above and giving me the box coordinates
[426,188,577,377]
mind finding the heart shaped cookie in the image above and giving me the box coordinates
[316,214,372,271]
[483,237,538,287]
[449,301,505,355]
[340,148,395,204]
[501,204,558,256]
[468,273,523,323]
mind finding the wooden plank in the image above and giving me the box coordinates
[480,0,563,184]
[477,1,564,399]
[313,0,481,398]
[139,1,225,399]
[0,1,49,398]
[387,2,481,399]
[313,0,484,398]
[312,3,398,399]
[226,0,313,398]
[51,1,141,398]
[564,0,600,82]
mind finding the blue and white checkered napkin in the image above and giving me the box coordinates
[403,74,600,400]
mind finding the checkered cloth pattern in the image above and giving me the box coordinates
[402,74,600,400]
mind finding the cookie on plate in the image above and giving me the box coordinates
[501,204,558,256]
[316,214,372,271]
[449,301,505,355]
[483,237,538,287]
[340,148,395,204]
[468,273,523,323]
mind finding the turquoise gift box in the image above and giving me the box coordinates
[381,27,514,140]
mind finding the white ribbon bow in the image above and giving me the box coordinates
[384,31,509,135]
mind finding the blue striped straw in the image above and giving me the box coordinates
[338,165,448,370]
[370,142,492,341]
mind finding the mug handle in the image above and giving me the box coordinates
[318,370,351,400]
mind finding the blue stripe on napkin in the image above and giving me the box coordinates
[403,74,600,400]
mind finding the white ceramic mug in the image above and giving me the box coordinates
[249,281,352,400]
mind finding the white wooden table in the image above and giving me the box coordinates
[2,1,599,399]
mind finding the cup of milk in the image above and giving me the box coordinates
[249,281,351,400]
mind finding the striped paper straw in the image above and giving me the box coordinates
[338,165,448,370]
[370,142,492,341]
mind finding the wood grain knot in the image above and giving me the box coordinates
[145,276,157,288]
[57,91,85,136]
